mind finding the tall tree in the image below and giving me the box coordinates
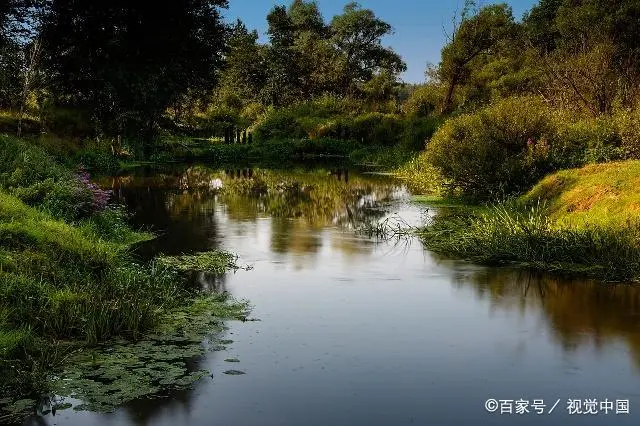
[330,2,405,96]
[219,20,266,103]
[0,0,44,109]
[522,0,563,54]
[263,5,301,106]
[289,0,335,98]
[40,0,228,154]
[438,3,515,113]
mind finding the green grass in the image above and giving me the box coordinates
[419,160,640,282]
[0,135,251,410]
[522,160,640,228]
[0,190,247,406]
[348,146,417,168]
[393,151,446,195]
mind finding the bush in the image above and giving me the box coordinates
[41,107,94,138]
[253,109,308,141]
[401,116,442,151]
[425,96,592,199]
[614,108,640,159]
[394,151,446,195]
[554,116,625,164]
[0,135,113,221]
[254,97,422,147]
[0,135,69,187]
[402,84,446,117]
[72,148,121,174]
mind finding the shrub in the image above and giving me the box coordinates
[426,96,565,199]
[614,108,640,159]
[394,150,445,195]
[0,136,113,221]
[402,84,446,117]
[253,109,308,141]
[554,116,625,164]
[401,116,442,151]
[351,113,404,146]
[41,107,94,138]
[11,178,92,221]
[0,135,69,187]
[72,148,121,174]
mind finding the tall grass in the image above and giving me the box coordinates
[419,203,640,282]
[0,135,245,402]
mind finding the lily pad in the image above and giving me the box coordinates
[50,296,252,413]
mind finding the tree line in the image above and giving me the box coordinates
[0,1,405,152]
[2,0,640,157]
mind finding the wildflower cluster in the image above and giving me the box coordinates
[74,166,112,214]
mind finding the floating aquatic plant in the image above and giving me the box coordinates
[157,250,250,275]
[50,295,251,413]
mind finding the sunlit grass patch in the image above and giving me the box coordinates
[393,151,446,196]
[419,203,640,282]
[522,160,640,228]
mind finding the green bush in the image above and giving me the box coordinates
[402,84,446,117]
[426,96,573,199]
[41,107,94,138]
[0,135,69,187]
[614,108,640,159]
[351,113,404,145]
[72,148,121,174]
[401,116,442,151]
[11,178,93,222]
[554,116,625,164]
[0,135,114,222]
[253,109,308,141]
[253,97,423,147]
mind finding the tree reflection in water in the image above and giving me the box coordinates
[92,164,408,426]
[451,267,640,369]
[102,165,405,261]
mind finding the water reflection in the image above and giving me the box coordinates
[454,268,640,368]
[102,165,404,262]
[59,166,640,426]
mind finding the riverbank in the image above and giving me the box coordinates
[0,135,250,421]
[417,160,640,282]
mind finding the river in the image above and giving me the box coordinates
[40,164,640,426]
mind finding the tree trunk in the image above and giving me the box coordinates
[441,74,458,114]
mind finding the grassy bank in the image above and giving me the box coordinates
[0,134,249,417]
[418,160,640,282]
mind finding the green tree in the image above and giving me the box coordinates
[219,20,267,103]
[40,0,228,155]
[522,0,563,53]
[289,1,336,98]
[263,5,301,106]
[330,2,405,97]
[438,3,515,113]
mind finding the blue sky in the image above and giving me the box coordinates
[225,0,539,83]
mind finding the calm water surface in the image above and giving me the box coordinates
[43,165,640,426]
